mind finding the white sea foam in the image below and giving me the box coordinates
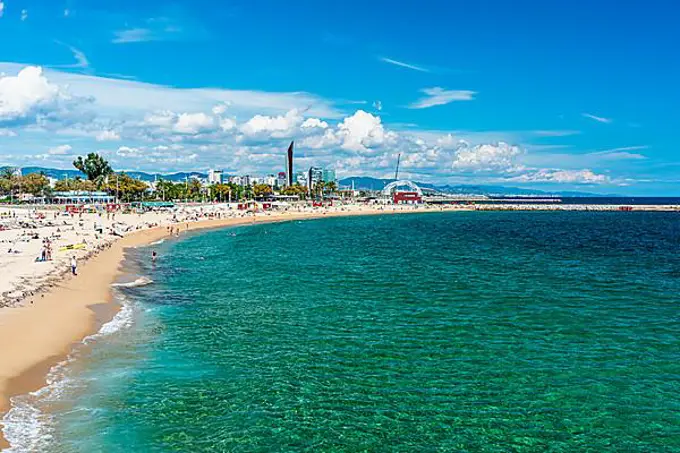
[1,295,135,452]
[111,276,153,288]
[150,238,165,246]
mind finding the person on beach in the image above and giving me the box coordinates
[71,256,78,275]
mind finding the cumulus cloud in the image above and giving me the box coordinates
[408,87,476,109]
[0,128,17,137]
[0,2,4,18]
[219,117,236,131]
[174,112,214,134]
[301,118,328,129]
[451,142,524,173]
[20,9,27,21]
[240,109,302,137]
[336,110,395,152]
[0,66,63,122]
[96,129,121,141]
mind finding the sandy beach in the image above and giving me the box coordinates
[0,202,462,449]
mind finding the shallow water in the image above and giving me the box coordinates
[6,212,680,452]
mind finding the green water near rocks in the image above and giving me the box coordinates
[26,212,680,451]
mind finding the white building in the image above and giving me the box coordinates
[207,169,223,184]
[265,174,277,187]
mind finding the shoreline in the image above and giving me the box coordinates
[0,206,445,449]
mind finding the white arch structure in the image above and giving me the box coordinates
[382,180,423,196]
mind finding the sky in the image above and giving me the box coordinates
[0,0,678,194]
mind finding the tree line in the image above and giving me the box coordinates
[1,153,340,203]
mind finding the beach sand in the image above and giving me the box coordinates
[0,203,458,448]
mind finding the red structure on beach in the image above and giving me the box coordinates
[393,192,422,204]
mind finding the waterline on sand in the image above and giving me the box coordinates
[1,292,136,453]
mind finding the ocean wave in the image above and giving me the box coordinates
[1,296,135,452]
[149,238,165,246]
[111,276,153,288]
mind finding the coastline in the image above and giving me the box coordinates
[0,206,442,449]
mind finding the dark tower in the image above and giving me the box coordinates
[286,141,294,186]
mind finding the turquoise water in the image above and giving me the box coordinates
[8,212,680,452]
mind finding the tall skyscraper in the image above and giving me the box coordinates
[285,141,294,186]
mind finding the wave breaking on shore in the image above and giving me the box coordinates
[1,293,136,452]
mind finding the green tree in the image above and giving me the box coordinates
[22,173,51,196]
[54,177,96,192]
[73,153,113,188]
[106,173,149,201]
[325,181,337,194]
[0,167,19,197]
[253,183,273,198]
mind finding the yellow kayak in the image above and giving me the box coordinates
[59,243,87,252]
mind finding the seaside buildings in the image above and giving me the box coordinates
[308,167,323,188]
[207,170,223,185]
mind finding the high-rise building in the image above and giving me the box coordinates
[308,167,323,188]
[322,169,336,183]
[265,174,277,187]
[277,172,287,188]
[285,141,294,186]
[207,169,223,184]
[295,171,308,187]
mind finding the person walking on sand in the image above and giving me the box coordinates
[71,256,78,276]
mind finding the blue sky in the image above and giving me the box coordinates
[0,0,678,194]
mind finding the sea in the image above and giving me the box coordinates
[3,211,680,452]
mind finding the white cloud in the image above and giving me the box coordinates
[47,144,72,155]
[116,145,141,157]
[510,169,610,184]
[301,118,328,129]
[0,2,5,18]
[408,87,476,109]
[20,9,27,21]
[379,57,429,73]
[336,110,394,152]
[0,66,65,123]
[582,113,612,124]
[174,112,214,134]
[144,110,176,128]
[241,109,302,137]
[0,63,341,120]
[212,103,229,115]
[0,128,17,137]
[96,129,121,141]
[452,142,524,173]
[64,9,69,17]
[219,117,236,131]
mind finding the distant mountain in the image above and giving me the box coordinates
[339,177,608,197]
[9,167,208,183]
[5,167,608,196]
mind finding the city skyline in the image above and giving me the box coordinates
[0,1,678,195]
